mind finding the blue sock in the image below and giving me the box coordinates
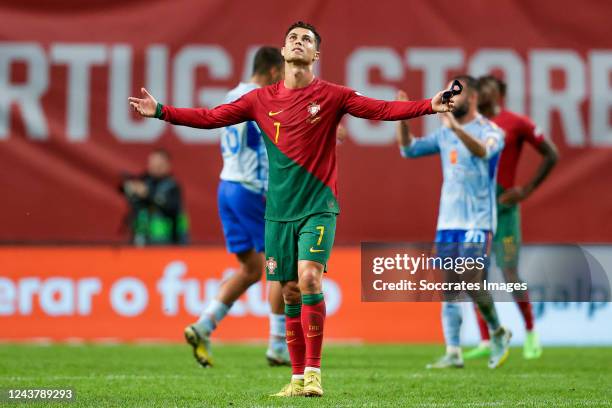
[442,302,462,349]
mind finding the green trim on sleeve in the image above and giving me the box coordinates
[154,102,163,119]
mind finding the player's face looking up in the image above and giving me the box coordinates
[449,79,477,119]
[282,28,320,65]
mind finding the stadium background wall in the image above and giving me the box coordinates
[0,0,611,244]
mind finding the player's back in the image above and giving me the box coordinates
[436,116,504,232]
[220,82,268,194]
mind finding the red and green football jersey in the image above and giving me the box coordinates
[493,109,545,190]
[159,78,434,221]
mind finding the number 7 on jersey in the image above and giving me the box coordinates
[273,121,281,143]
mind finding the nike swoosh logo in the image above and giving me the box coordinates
[286,338,297,344]
[268,110,283,116]
[309,247,325,253]
[306,333,322,338]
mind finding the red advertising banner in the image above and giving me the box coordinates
[0,0,611,244]
[0,247,442,343]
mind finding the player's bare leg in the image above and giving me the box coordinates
[469,285,512,369]
[430,265,510,369]
[468,265,540,360]
[186,249,264,367]
[428,265,466,369]
[218,249,265,303]
[502,266,541,359]
[463,303,492,360]
[267,281,290,366]
[427,301,465,369]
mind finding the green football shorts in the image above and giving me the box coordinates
[264,212,337,281]
[493,186,522,270]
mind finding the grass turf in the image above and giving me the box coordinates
[0,344,610,407]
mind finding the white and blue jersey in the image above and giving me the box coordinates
[401,115,504,255]
[220,82,268,194]
[218,82,267,254]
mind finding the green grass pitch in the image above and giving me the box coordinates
[1,344,610,407]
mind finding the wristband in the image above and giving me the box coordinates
[154,102,163,119]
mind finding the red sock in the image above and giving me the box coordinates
[474,304,491,341]
[302,300,326,368]
[516,297,534,331]
[285,315,305,375]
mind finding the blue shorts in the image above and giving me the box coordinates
[435,229,492,260]
[218,180,265,254]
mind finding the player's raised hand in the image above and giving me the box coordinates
[441,112,460,130]
[128,88,158,117]
[499,186,529,205]
[431,91,456,113]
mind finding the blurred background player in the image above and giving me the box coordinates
[463,75,559,361]
[396,76,511,369]
[121,148,189,246]
[182,47,290,367]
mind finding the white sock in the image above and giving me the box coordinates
[292,374,304,381]
[446,345,461,355]
[305,366,321,374]
[194,299,230,335]
[269,313,286,339]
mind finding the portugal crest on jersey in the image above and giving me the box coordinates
[307,102,320,117]
[266,257,277,274]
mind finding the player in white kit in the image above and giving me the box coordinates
[397,76,512,369]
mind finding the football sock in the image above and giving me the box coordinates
[194,299,230,335]
[268,313,286,350]
[442,302,462,348]
[474,304,491,341]
[285,303,306,375]
[514,293,535,331]
[475,297,501,332]
[302,293,325,369]
[446,345,461,355]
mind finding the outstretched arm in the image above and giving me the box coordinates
[343,88,455,121]
[129,87,253,129]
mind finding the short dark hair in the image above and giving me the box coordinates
[285,21,321,50]
[252,46,283,76]
[452,75,478,93]
[477,74,507,98]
